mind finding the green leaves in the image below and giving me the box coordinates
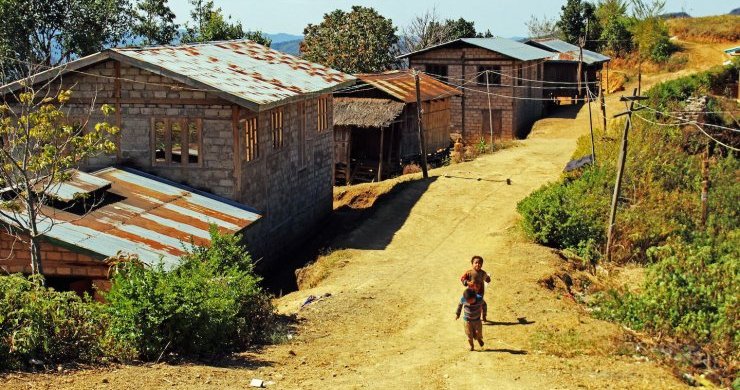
[302,6,398,74]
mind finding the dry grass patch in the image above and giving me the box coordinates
[295,249,355,290]
[667,15,740,43]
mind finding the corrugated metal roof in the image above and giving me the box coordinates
[528,38,611,65]
[354,70,461,103]
[0,167,261,268]
[42,171,111,202]
[111,40,355,110]
[398,37,553,61]
[1,40,356,112]
[725,46,740,55]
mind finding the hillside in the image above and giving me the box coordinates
[272,39,302,56]
[666,15,740,42]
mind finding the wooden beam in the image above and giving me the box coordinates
[114,61,122,162]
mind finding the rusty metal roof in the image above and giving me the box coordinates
[0,167,261,268]
[110,40,355,111]
[42,170,112,202]
[1,40,356,112]
[354,70,461,103]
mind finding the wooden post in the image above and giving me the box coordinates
[605,62,609,95]
[585,73,596,164]
[637,60,642,95]
[377,127,385,182]
[486,70,494,151]
[606,89,646,261]
[700,144,710,226]
[414,70,429,179]
[600,83,607,133]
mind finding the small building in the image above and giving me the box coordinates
[332,70,460,184]
[0,40,355,278]
[723,46,740,57]
[0,167,260,298]
[399,37,553,143]
[523,38,611,100]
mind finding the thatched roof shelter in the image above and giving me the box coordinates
[333,97,405,128]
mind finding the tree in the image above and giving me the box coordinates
[526,14,560,38]
[399,10,481,54]
[302,6,398,74]
[182,0,271,46]
[596,0,633,55]
[556,0,601,50]
[0,0,131,80]
[629,0,674,62]
[133,0,179,46]
[0,83,119,277]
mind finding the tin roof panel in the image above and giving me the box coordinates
[354,70,461,103]
[112,40,355,109]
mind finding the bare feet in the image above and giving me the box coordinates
[478,339,484,347]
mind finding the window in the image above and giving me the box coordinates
[271,109,284,149]
[425,64,448,80]
[151,118,202,166]
[477,66,501,86]
[244,116,259,162]
[317,96,330,132]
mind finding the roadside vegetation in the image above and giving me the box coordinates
[517,61,739,386]
[0,228,278,370]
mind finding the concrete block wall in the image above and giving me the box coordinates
[0,233,107,278]
[409,46,544,144]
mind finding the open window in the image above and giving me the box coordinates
[151,118,202,166]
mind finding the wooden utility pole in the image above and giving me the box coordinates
[599,82,607,133]
[637,60,642,95]
[585,73,596,164]
[700,143,710,226]
[605,89,647,261]
[486,70,494,152]
[414,70,429,179]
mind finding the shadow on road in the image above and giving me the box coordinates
[485,317,535,326]
[479,348,528,355]
[544,103,583,119]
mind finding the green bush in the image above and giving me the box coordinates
[104,227,274,360]
[0,275,105,369]
[517,167,611,254]
[594,234,739,353]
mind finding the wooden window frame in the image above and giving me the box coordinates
[517,65,523,86]
[243,116,259,162]
[271,108,284,149]
[477,66,502,86]
[317,96,330,132]
[150,117,203,167]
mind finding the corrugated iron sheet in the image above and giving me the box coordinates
[354,70,460,103]
[530,38,611,65]
[112,40,355,108]
[0,167,260,268]
[42,170,111,202]
[398,37,553,61]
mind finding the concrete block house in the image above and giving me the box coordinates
[0,40,354,291]
[332,70,460,184]
[399,38,552,141]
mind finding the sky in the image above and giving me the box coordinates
[168,0,737,38]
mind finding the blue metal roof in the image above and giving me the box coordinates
[526,38,611,65]
[398,37,553,61]
[0,167,261,269]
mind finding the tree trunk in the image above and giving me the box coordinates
[26,198,43,278]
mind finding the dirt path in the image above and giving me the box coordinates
[5,41,735,389]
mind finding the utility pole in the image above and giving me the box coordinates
[414,70,429,179]
[700,143,710,226]
[577,19,588,99]
[486,70,494,152]
[637,60,642,95]
[605,89,647,261]
[585,73,596,165]
[599,80,607,134]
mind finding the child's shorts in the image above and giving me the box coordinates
[464,319,483,340]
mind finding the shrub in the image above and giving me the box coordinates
[0,275,106,369]
[517,167,611,253]
[104,228,275,360]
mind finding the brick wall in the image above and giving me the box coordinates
[409,46,544,144]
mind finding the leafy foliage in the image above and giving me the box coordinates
[181,0,271,46]
[526,14,560,39]
[133,0,179,46]
[0,0,130,79]
[302,6,398,73]
[104,227,275,360]
[556,0,601,50]
[0,275,106,369]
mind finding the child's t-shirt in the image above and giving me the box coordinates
[456,294,486,321]
[460,269,491,295]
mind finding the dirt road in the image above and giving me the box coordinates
[3,89,689,389]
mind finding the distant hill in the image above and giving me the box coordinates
[660,12,691,19]
[265,33,303,44]
[730,8,740,15]
[272,39,302,56]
